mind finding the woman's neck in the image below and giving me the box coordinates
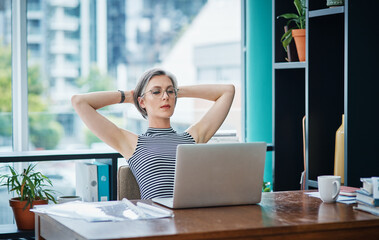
[148,118,171,129]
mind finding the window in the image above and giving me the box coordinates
[0,0,242,225]
[0,0,12,152]
[22,0,241,151]
[0,0,12,225]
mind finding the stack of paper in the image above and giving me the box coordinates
[32,199,173,222]
[339,186,359,197]
[354,177,379,216]
[305,192,356,204]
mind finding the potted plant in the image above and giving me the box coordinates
[277,0,306,62]
[0,164,57,230]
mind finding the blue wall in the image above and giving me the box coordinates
[245,0,272,183]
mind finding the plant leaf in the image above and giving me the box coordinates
[282,35,293,51]
[280,29,292,42]
[294,0,302,16]
[278,13,299,20]
[281,28,294,51]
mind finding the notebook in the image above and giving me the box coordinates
[152,142,267,209]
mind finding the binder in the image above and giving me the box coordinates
[76,162,98,202]
[94,161,110,201]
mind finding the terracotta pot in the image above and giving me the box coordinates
[292,29,306,62]
[9,198,48,230]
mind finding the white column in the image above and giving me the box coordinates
[81,0,90,77]
[12,0,28,152]
[96,0,107,74]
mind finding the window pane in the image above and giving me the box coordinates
[26,0,241,151]
[2,0,242,225]
[0,0,12,153]
[0,163,13,225]
[165,0,242,140]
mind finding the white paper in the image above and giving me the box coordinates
[32,200,173,222]
[305,192,356,204]
[372,177,379,199]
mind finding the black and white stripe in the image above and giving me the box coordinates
[128,127,195,199]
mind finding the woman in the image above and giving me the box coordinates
[71,68,235,199]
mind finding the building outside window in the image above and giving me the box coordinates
[0,0,241,225]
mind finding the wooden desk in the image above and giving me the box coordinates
[35,191,379,240]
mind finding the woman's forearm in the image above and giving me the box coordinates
[71,90,133,110]
[177,84,235,102]
[180,84,235,143]
[71,90,137,157]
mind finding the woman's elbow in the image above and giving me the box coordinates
[71,94,82,108]
[226,84,235,96]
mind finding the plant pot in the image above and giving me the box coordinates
[9,198,48,230]
[292,29,306,62]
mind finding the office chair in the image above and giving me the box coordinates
[117,165,141,200]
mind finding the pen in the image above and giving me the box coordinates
[122,198,147,218]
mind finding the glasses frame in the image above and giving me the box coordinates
[141,87,179,99]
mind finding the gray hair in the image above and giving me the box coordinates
[133,68,178,119]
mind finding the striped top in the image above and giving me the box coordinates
[127,127,195,199]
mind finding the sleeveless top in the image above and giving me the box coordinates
[127,127,195,199]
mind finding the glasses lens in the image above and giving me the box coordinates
[148,87,176,98]
[150,88,162,97]
[166,87,176,97]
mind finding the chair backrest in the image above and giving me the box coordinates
[117,165,141,200]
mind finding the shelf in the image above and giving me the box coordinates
[309,6,344,18]
[0,149,122,162]
[274,62,306,69]
[274,0,379,190]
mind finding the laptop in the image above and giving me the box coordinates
[152,142,267,209]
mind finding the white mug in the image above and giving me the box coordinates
[318,175,341,203]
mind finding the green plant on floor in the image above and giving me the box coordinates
[0,164,57,209]
[277,0,306,51]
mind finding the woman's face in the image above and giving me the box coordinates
[139,75,176,120]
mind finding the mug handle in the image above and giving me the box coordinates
[332,180,341,200]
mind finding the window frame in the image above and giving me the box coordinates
[12,0,29,151]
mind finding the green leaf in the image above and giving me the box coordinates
[282,34,293,51]
[26,178,36,198]
[280,29,291,41]
[294,0,303,16]
[280,27,294,51]
[278,13,299,20]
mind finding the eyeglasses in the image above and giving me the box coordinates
[141,87,178,99]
